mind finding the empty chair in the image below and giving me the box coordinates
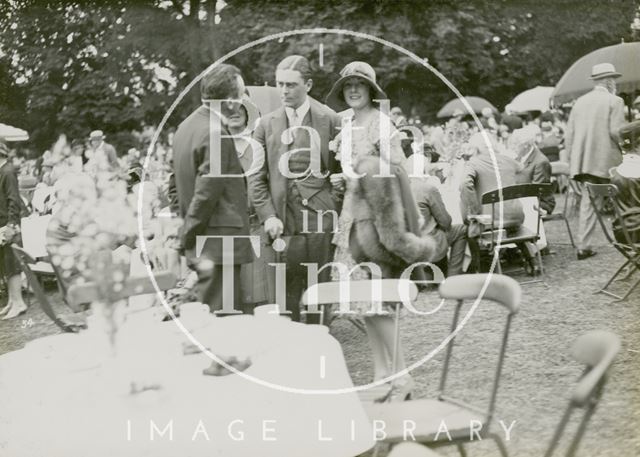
[481,183,553,282]
[366,274,520,457]
[378,329,621,457]
[586,183,640,301]
[544,330,621,456]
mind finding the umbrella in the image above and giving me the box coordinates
[246,85,281,116]
[436,96,498,119]
[0,123,29,142]
[506,86,554,113]
[551,42,640,106]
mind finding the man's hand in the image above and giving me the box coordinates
[264,216,284,239]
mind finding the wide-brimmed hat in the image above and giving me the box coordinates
[89,130,105,141]
[325,61,387,111]
[590,63,621,80]
[616,154,640,179]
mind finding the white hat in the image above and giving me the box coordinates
[89,130,105,140]
[590,63,621,80]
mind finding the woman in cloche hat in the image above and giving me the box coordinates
[325,61,418,400]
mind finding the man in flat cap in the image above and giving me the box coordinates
[565,63,625,260]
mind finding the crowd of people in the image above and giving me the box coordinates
[1,54,639,401]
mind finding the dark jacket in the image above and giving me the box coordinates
[0,162,22,227]
[172,105,252,264]
[516,146,556,214]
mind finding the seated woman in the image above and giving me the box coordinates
[610,121,640,244]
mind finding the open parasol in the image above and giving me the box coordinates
[551,42,640,106]
[0,123,29,142]
[506,86,554,113]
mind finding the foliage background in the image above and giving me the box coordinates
[0,0,637,154]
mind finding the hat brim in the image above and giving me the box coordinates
[325,74,387,112]
[590,71,622,80]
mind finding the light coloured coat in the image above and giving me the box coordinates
[565,86,625,179]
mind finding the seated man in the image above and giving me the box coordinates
[408,175,467,276]
[460,133,538,273]
[460,133,524,228]
[610,121,640,244]
[511,127,556,214]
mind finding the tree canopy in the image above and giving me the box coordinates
[0,0,636,153]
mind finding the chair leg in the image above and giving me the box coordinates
[494,248,503,274]
[489,433,510,457]
[595,260,631,298]
[614,275,640,302]
[563,216,576,248]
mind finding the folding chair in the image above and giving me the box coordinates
[66,269,178,309]
[365,273,520,457]
[301,279,418,403]
[544,330,621,457]
[378,329,620,457]
[542,162,575,248]
[586,183,640,301]
[481,183,553,284]
[11,244,84,333]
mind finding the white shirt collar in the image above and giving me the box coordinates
[594,85,609,93]
[285,97,310,125]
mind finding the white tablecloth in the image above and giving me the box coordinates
[0,314,374,457]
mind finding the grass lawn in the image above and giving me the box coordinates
[1,211,638,456]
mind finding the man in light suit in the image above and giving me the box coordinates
[565,63,626,260]
[173,64,253,313]
[248,55,342,322]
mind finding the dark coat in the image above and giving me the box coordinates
[248,97,342,225]
[0,162,21,227]
[172,106,252,265]
[516,146,556,213]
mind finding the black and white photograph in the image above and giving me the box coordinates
[0,0,639,456]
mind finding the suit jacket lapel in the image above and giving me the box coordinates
[269,107,288,158]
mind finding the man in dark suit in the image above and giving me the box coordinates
[512,128,556,214]
[173,64,253,313]
[248,55,342,321]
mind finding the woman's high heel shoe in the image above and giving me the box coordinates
[390,376,415,402]
[1,302,27,320]
[0,301,13,316]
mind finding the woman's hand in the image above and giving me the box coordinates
[330,173,346,192]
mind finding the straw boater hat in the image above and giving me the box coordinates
[325,61,387,112]
[590,63,621,80]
